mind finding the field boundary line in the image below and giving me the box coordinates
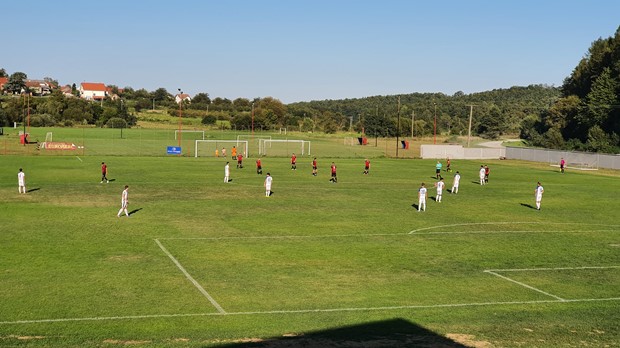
[486,265,620,272]
[159,232,405,241]
[154,239,226,314]
[408,229,618,235]
[484,270,566,301]
[3,297,620,325]
[409,222,620,234]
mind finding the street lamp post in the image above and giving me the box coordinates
[177,89,183,150]
[433,102,437,145]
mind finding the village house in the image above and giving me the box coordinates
[175,93,191,104]
[79,82,107,100]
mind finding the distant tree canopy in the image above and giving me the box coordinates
[520,26,620,153]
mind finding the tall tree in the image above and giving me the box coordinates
[4,72,27,94]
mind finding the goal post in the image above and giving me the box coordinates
[45,132,53,142]
[195,140,249,158]
[175,130,205,140]
[259,139,311,156]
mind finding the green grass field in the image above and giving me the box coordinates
[1,130,619,347]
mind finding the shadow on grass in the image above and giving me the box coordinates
[27,188,41,193]
[520,203,537,210]
[213,318,469,347]
[128,208,143,216]
[108,178,116,182]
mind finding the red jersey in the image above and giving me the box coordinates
[365,160,370,168]
[291,155,296,164]
[237,154,243,161]
[485,167,490,175]
[256,159,261,167]
[101,164,107,174]
[312,160,317,167]
[331,165,336,174]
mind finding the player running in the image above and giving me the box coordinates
[117,185,130,217]
[363,159,370,175]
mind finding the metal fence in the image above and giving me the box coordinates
[505,147,620,170]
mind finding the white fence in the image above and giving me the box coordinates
[421,145,505,159]
[505,147,620,170]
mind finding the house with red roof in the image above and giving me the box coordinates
[175,93,191,104]
[80,82,107,100]
[0,77,8,93]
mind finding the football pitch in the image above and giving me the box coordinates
[1,154,619,347]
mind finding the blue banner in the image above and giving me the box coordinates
[167,146,182,155]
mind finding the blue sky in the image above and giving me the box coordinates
[3,0,619,103]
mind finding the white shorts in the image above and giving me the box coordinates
[265,184,272,191]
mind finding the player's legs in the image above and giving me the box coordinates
[437,193,442,202]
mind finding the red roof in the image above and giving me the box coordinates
[0,77,7,89]
[81,82,107,91]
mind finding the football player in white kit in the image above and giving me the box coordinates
[479,165,486,185]
[451,171,461,194]
[224,162,230,183]
[18,168,26,194]
[535,182,544,210]
[417,183,427,212]
[264,173,273,197]
[435,178,445,202]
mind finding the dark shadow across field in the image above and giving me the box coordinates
[27,188,41,193]
[128,208,143,216]
[214,318,469,347]
[520,203,537,210]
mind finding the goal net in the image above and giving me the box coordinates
[344,137,357,146]
[195,140,249,158]
[175,130,205,140]
[45,132,53,142]
[259,139,311,156]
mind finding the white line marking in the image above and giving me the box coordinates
[409,222,620,234]
[154,239,226,314]
[486,266,620,272]
[2,297,620,325]
[159,232,405,241]
[409,230,618,235]
[484,270,566,301]
[76,156,83,162]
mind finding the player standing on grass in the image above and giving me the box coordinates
[291,153,297,170]
[417,183,427,212]
[231,146,237,160]
[256,158,263,174]
[222,147,226,158]
[446,158,452,172]
[451,171,461,194]
[560,158,565,174]
[237,153,243,169]
[312,157,318,176]
[264,173,272,197]
[224,162,230,183]
[535,182,544,210]
[479,165,486,185]
[435,177,445,202]
[435,161,443,179]
[101,162,109,183]
[330,162,337,183]
[18,168,26,194]
[117,185,129,217]
[484,165,490,184]
[363,158,370,175]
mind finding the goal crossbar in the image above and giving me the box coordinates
[195,140,249,158]
[175,130,205,140]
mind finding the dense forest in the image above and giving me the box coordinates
[520,26,620,153]
[1,26,618,153]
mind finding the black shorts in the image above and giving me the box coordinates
[331,172,337,177]
[436,169,441,174]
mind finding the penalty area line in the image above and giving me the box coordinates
[409,222,620,234]
[154,239,226,314]
[2,297,620,325]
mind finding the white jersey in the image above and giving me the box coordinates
[479,168,485,178]
[18,171,25,185]
[224,164,230,176]
[418,187,427,200]
[436,181,445,194]
[265,176,273,189]
[535,185,544,199]
[453,174,461,187]
[121,189,128,205]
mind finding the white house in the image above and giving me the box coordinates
[175,93,191,104]
[80,82,107,100]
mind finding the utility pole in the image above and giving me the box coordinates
[411,110,415,138]
[466,105,476,147]
[433,102,437,144]
[396,96,401,157]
